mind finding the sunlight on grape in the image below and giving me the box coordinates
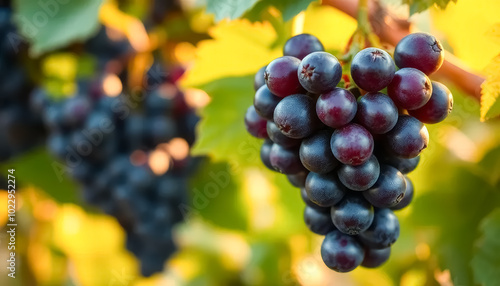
[243,169,276,230]
[149,149,171,175]
[415,243,431,261]
[174,42,197,64]
[103,73,123,97]
[400,269,427,286]
[130,150,148,166]
[184,88,211,109]
[165,138,190,161]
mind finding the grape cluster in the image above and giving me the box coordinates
[34,74,197,276]
[0,5,45,162]
[245,33,453,272]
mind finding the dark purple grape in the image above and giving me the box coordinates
[254,65,267,91]
[391,176,414,211]
[321,230,365,272]
[338,155,380,191]
[269,143,305,174]
[300,187,329,212]
[273,94,320,139]
[305,172,346,207]
[316,88,357,128]
[304,206,336,235]
[265,56,304,97]
[298,52,342,94]
[356,92,398,134]
[358,208,400,249]
[361,247,391,268]
[331,194,374,235]
[244,106,268,139]
[378,152,420,174]
[387,68,432,110]
[351,48,395,92]
[299,130,339,174]
[253,85,281,120]
[283,33,324,60]
[408,81,453,124]
[287,171,308,188]
[385,115,429,158]
[330,123,374,166]
[260,139,274,171]
[363,165,406,208]
[394,32,444,75]
[266,121,301,147]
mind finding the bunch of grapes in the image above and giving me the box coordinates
[245,33,453,272]
[0,5,45,162]
[30,29,199,276]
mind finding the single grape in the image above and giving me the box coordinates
[304,206,336,235]
[391,176,414,211]
[356,92,398,134]
[358,208,400,249]
[260,139,274,171]
[321,230,365,273]
[331,123,374,166]
[331,193,374,235]
[316,88,357,128]
[287,171,308,188]
[385,115,429,158]
[351,48,396,92]
[254,65,267,91]
[273,94,320,139]
[387,68,432,110]
[267,121,301,147]
[254,85,281,120]
[408,81,453,124]
[265,56,304,97]
[338,155,380,191]
[244,106,268,139]
[298,52,342,94]
[363,165,406,208]
[300,130,339,173]
[269,143,305,174]
[361,247,391,268]
[305,172,346,207]
[394,32,444,75]
[300,187,329,212]
[283,33,325,60]
[377,151,420,174]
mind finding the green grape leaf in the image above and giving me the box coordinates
[1,149,79,204]
[471,208,500,285]
[206,0,260,21]
[186,160,248,231]
[191,76,263,165]
[480,54,500,121]
[13,0,103,56]
[245,0,316,22]
[402,0,456,15]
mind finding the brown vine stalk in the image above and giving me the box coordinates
[322,0,485,100]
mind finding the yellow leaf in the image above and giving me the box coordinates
[480,54,500,121]
[181,19,281,88]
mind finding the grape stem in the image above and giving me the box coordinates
[322,0,485,100]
